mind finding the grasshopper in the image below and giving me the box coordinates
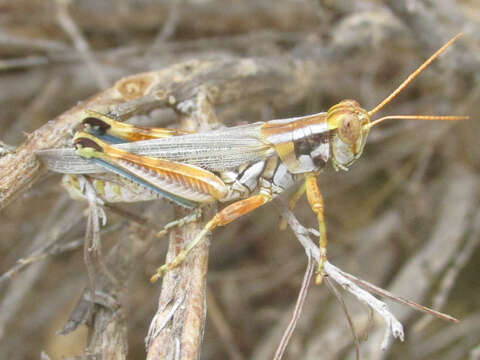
[37,34,467,284]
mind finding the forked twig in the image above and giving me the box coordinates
[273,251,315,360]
[325,277,361,360]
[279,205,403,350]
[279,204,459,353]
[338,270,459,324]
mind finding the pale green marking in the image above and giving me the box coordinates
[75,147,101,159]
[94,179,105,196]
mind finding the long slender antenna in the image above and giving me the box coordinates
[368,33,462,117]
[367,115,469,129]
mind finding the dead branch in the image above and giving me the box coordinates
[0,54,326,210]
[280,207,405,349]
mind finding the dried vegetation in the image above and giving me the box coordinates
[0,1,479,359]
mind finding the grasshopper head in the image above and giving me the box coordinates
[326,100,370,171]
[324,34,468,171]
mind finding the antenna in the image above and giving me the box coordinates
[368,33,462,117]
[367,115,469,129]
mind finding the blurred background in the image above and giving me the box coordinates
[0,1,479,359]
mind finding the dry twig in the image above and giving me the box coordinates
[280,204,460,355]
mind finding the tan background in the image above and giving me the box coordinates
[0,1,479,359]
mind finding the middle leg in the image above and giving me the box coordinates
[305,174,328,284]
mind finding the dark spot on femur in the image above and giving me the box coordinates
[74,137,103,152]
[82,117,111,134]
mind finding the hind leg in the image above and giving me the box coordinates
[150,193,272,282]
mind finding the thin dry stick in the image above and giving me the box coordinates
[82,182,98,323]
[206,288,245,360]
[0,32,70,53]
[432,211,480,308]
[281,203,461,354]
[56,0,109,89]
[273,251,315,360]
[408,312,480,360]
[145,294,186,349]
[414,209,480,331]
[84,224,154,358]
[0,141,15,155]
[0,196,73,338]
[0,196,85,284]
[148,3,179,51]
[0,220,127,286]
[280,206,404,350]
[338,270,459,324]
[325,277,361,360]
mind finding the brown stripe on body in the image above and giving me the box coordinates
[260,112,330,174]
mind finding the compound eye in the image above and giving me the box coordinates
[338,114,361,146]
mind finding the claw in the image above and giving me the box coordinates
[314,271,325,285]
[150,264,168,283]
[150,273,161,283]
